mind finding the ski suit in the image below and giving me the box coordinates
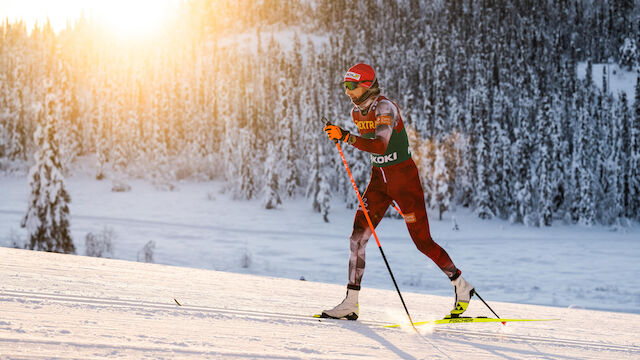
[346,95,458,291]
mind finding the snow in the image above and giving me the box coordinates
[1,169,640,318]
[1,246,639,359]
[216,27,329,53]
[576,62,638,103]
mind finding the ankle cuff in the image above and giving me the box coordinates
[347,284,361,291]
[449,269,461,281]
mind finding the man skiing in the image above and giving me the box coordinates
[321,63,474,320]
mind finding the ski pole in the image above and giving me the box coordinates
[324,119,417,331]
[388,177,503,324]
[392,202,404,218]
[472,290,505,325]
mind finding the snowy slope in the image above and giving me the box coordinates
[1,247,639,359]
[2,173,640,316]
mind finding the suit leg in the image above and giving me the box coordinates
[347,169,392,290]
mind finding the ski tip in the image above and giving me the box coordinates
[173,298,182,306]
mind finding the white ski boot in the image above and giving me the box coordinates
[448,274,474,318]
[321,289,359,320]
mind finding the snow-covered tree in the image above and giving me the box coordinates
[55,62,79,174]
[629,77,640,220]
[307,139,332,222]
[432,143,451,220]
[279,97,299,198]
[317,165,332,222]
[263,143,282,209]
[537,95,556,226]
[237,128,257,200]
[611,92,628,222]
[576,96,596,226]
[148,121,174,191]
[1,2,638,226]
[94,100,109,180]
[21,82,75,253]
[619,37,638,71]
[511,115,532,224]
[471,82,493,220]
[110,109,134,191]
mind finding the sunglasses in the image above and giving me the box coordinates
[343,79,372,90]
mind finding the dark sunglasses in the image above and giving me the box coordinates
[343,80,372,90]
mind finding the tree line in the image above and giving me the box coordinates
[1,0,639,253]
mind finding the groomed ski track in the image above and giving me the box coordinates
[1,247,638,359]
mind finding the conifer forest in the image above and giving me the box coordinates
[1,0,639,235]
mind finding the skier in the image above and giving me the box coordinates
[321,63,474,320]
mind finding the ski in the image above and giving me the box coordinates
[312,313,358,321]
[384,316,559,328]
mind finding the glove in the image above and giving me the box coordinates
[323,124,352,143]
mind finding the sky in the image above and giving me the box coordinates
[1,0,180,36]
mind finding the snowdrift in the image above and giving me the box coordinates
[1,247,638,359]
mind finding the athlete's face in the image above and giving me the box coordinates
[345,84,367,103]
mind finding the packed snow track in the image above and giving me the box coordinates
[1,247,639,359]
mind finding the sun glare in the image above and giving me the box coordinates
[1,0,178,37]
[90,0,176,38]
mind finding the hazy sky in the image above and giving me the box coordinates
[1,0,179,35]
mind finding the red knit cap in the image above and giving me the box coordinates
[344,63,376,88]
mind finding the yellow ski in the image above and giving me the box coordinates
[384,316,559,328]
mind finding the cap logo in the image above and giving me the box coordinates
[345,71,361,81]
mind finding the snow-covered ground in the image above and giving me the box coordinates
[1,171,639,317]
[577,62,638,103]
[1,246,639,359]
[216,27,329,53]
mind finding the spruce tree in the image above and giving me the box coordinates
[263,143,282,209]
[94,100,108,180]
[489,88,509,219]
[453,111,473,208]
[537,95,555,226]
[317,148,332,223]
[629,76,640,219]
[433,144,451,220]
[21,83,75,254]
[471,81,494,219]
[612,93,628,222]
[6,86,26,161]
[149,121,174,191]
[307,142,322,211]
[111,109,132,191]
[55,63,79,174]
[238,129,256,200]
[577,94,596,226]
[512,113,533,224]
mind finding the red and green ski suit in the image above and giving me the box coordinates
[346,95,458,291]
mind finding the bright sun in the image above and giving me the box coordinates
[1,0,180,37]
[87,0,176,38]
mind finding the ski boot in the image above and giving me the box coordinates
[446,271,475,319]
[320,289,359,320]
